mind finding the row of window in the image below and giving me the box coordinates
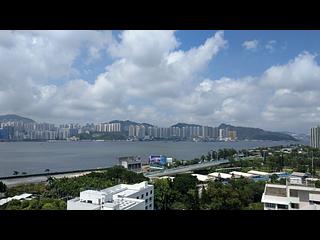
[145,203,152,210]
[136,190,153,199]
[265,203,289,209]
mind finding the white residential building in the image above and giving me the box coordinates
[261,182,320,210]
[311,125,320,149]
[67,181,154,210]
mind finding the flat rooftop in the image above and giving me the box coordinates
[230,171,254,178]
[68,200,101,210]
[208,172,232,179]
[248,170,270,176]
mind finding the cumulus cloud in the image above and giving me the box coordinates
[242,39,259,50]
[1,30,320,133]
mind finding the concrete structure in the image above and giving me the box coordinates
[289,172,312,184]
[144,159,229,178]
[261,182,320,210]
[119,156,142,172]
[311,126,320,148]
[67,181,154,210]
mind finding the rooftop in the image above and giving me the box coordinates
[191,174,211,182]
[248,170,270,176]
[291,172,311,177]
[230,171,254,178]
[0,193,33,206]
[208,172,232,179]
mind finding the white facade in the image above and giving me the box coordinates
[67,181,154,210]
[261,183,320,210]
[311,126,320,148]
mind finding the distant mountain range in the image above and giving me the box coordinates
[0,114,299,141]
[218,123,297,141]
[171,123,202,128]
[0,114,35,123]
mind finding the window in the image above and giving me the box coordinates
[136,196,139,199]
[150,190,153,194]
[277,204,288,209]
[265,203,276,208]
[146,192,149,196]
[145,206,148,210]
[145,199,148,203]
[87,200,92,203]
[149,197,152,201]
[149,204,152,208]
[309,200,320,205]
[141,194,144,198]
[291,203,299,209]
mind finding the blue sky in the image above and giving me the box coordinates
[176,30,320,79]
[69,30,320,84]
[1,30,320,133]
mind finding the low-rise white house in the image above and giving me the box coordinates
[261,182,320,210]
[67,181,154,210]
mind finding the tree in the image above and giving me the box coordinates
[172,174,197,195]
[42,203,56,210]
[244,202,264,210]
[270,174,278,183]
[0,181,7,193]
[154,179,174,210]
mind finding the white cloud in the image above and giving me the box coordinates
[265,40,277,51]
[242,40,258,50]
[1,30,320,133]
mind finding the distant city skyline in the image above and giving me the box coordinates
[1,30,320,133]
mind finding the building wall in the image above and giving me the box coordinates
[311,126,320,148]
[126,185,154,210]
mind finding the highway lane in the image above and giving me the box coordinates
[144,159,229,178]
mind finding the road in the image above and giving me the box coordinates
[144,159,229,178]
[2,160,230,187]
[1,171,93,188]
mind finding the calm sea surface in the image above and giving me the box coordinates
[0,140,303,177]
